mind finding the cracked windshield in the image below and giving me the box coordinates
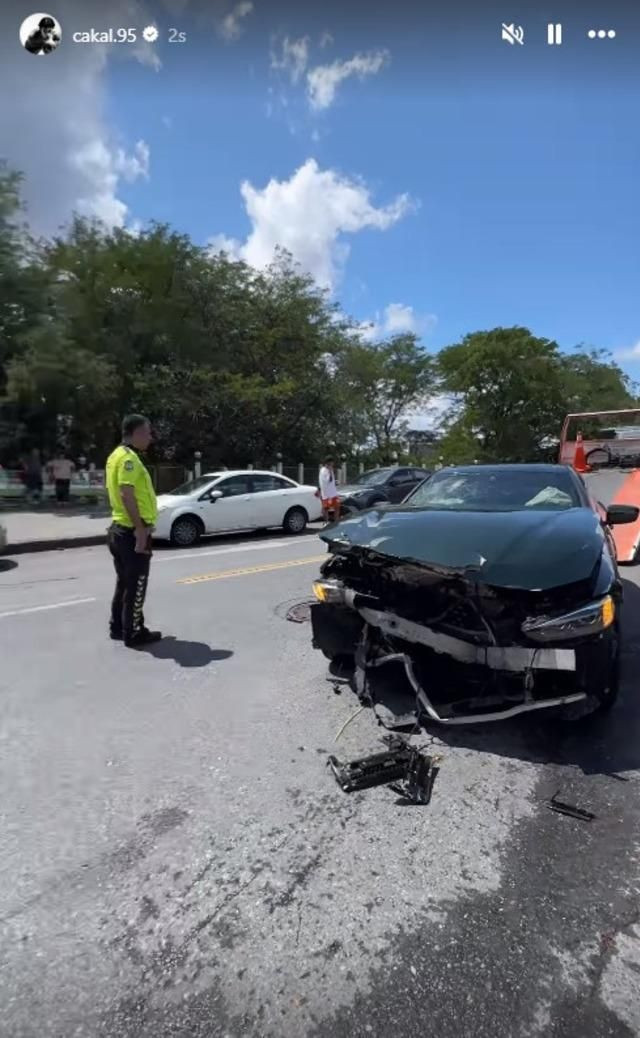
[1,1,639,1036]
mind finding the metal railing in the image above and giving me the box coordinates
[0,459,371,501]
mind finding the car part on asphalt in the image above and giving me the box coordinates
[389,748,441,805]
[328,737,439,804]
[546,791,596,822]
[311,464,627,724]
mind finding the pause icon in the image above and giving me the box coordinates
[547,23,562,44]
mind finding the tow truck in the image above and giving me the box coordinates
[559,408,640,563]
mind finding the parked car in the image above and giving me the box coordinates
[153,470,324,546]
[311,464,637,724]
[338,466,431,516]
[0,520,6,553]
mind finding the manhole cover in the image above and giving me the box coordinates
[274,598,316,622]
[286,601,314,623]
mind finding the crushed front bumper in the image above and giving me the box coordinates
[311,599,614,724]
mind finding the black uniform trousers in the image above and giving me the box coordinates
[108,523,152,639]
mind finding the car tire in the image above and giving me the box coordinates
[283,507,307,535]
[170,516,202,547]
[340,502,358,517]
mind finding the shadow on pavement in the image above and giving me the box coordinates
[0,559,18,572]
[426,578,640,779]
[138,637,233,669]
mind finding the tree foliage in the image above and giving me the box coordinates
[437,328,636,463]
[0,165,637,469]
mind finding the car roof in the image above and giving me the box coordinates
[440,463,572,474]
[202,470,294,478]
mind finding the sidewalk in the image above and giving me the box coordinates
[1,506,111,554]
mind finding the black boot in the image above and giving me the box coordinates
[125,628,163,648]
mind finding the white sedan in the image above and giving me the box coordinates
[153,470,324,547]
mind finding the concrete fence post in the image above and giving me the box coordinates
[194,451,202,479]
[359,462,365,475]
[298,462,305,484]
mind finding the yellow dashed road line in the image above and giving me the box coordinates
[177,555,326,585]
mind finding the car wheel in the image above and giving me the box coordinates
[340,502,358,517]
[170,516,202,547]
[283,507,307,535]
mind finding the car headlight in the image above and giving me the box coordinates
[313,579,346,604]
[521,595,615,643]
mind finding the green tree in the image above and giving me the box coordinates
[438,327,568,462]
[336,333,437,456]
[5,325,119,457]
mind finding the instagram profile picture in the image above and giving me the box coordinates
[20,12,62,54]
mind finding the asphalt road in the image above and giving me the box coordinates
[1,530,640,1038]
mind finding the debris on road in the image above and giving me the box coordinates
[546,791,596,822]
[328,737,440,805]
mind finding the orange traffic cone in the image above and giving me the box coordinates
[573,431,591,474]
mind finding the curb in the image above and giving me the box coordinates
[6,534,107,556]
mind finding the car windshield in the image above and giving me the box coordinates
[354,468,393,486]
[167,475,221,496]
[405,469,580,512]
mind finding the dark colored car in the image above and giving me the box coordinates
[338,466,431,516]
[311,464,638,724]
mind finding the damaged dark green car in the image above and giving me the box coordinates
[311,464,638,724]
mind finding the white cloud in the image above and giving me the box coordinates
[270,36,310,83]
[307,50,390,111]
[219,1,254,41]
[359,304,436,342]
[409,394,458,432]
[0,0,161,237]
[70,139,150,226]
[614,341,640,361]
[208,159,414,290]
[319,31,334,49]
[207,233,243,259]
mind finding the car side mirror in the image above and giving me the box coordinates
[208,489,223,501]
[606,504,640,525]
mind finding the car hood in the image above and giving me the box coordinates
[339,483,379,497]
[320,506,605,591]
[156,493,192,508]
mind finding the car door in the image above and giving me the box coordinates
[386,468,420,503]
[250,474,298,526]
[199,474,254,532]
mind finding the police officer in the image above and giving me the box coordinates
[106,415,162,647]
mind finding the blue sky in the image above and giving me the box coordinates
[3,0,639,373]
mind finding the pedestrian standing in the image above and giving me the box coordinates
[50,448,75,503]
[105,415,162,648]
[319,456,340,524]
